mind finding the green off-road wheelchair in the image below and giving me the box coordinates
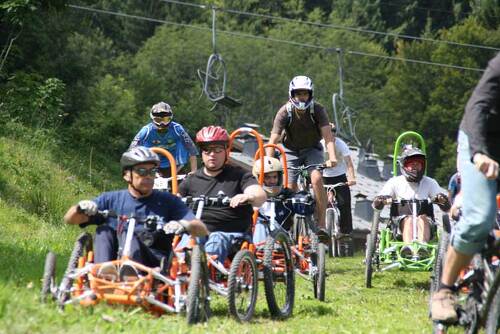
[364,131,451,288]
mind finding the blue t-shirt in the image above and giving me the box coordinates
[130,122,199,168]
[93,189,195,229]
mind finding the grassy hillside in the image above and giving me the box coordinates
[0,129,453,333]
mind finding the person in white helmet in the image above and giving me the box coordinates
[266,75,337,242]
[130,101,198,177]
[252,156,294,245]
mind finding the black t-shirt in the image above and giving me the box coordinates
[178,165,258,233]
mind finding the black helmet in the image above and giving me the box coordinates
[120,146,160,170]
[399,146,426,182]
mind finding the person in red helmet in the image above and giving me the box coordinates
[179,126,267,263]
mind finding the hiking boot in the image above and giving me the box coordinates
[431,289,458,322]
[97,263,118,281]
[316,228,330,244]
[119,264,139,282]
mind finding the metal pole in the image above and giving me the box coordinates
[211,7,217,54]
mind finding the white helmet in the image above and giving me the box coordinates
[253,157,284,197]
[288,75,314,110]
[150,102,173,128]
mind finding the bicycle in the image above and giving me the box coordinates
[431,195,500,334]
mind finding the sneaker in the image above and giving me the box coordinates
[431,289,458,322]
[417,247,430,259]
[400,246,413,259]
[316,228,330,244]
[97,263,118,281]
[119,264,139,282]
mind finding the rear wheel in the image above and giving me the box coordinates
[365,211,380,288]
[41,252,56,303]
[227,250,258,322]
[186,245,210,324]
[430,226,449,294]
[325,209,337,258]
[263,231,295,319]
[57,232,93,308]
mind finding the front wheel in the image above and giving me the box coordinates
[41,252,56,303]
[485,284,500,334]
[325,208,337,258]
[186,245,210,324]
[365,211,380,288]
[227,250,258,322]
[57,232,93,308]
[263,231,295,319]
[312,243,326,301]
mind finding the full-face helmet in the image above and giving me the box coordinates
[253,156,284,197]
[288,75,314,110]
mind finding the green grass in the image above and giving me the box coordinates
[0,129,455,333]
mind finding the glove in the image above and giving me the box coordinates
[435,193,451,211]
[163,220,187,235]
[77,200,98,216]
[372,196,390,210]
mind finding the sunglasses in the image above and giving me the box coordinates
[132,167,159,177]
[202,146,226,154]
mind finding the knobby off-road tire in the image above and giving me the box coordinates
[227,249,258,322]
[365,210,380,288]
[263,231,295,319]
[485,284,500,334]
[326,208,339,258]
[312,242,326,301]
[41,252,56,303]
[57,232,93,308]
[186,245,211,324]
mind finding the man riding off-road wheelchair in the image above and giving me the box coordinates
[365,132,451,288]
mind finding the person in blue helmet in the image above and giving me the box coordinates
[130,102,199,177]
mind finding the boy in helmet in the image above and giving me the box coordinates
[63,146,208,277]
[266,75,338,242]
[178,126,267,263]
[372,146,450,249]
[252,156,294,245]
[130,101,199,177]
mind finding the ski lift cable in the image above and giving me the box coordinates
[160,0,500,52]
[67,4,485,72]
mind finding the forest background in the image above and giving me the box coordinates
[2,0,500,186]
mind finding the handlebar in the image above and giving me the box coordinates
[181,195,232,207]
[324,182,346,191]
[288,163,326,172]
[377,196,442,206]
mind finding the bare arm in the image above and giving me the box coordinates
[266,133,281,157]
[345,156,356,186]
[230,184,267,208]
[63,205,89,225]
[320,125,337,167]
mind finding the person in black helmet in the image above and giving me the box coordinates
[63,146,208,271]
[372,146,450,248]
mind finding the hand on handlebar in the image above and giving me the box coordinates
[230,194,253,208]
[162,220,187,235]
[77,200,98,216]
[325,159,338,168]
[372,195,392,210]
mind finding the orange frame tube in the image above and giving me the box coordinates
[151,147,178,194]
[228,128,265,185]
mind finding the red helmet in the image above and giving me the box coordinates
[196,126,229,146]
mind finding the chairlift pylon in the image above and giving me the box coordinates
[331,48,361,146]
[197,7,241,110]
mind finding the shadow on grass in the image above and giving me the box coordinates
[393,278,430,290]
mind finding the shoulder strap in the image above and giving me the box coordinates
[309,101,316,124]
